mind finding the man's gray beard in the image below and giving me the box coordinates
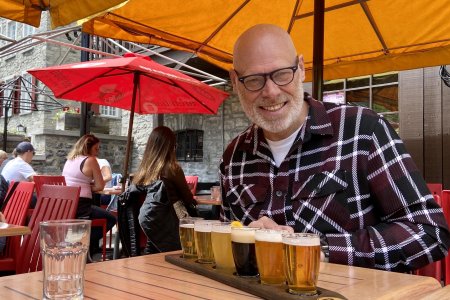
[238,84,304,134]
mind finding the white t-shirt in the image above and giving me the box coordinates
[97,158,112,187]
[266,127,302,167]
[1,157,36,182]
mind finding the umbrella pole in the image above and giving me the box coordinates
[312,0,324,101]
[122,73,139,191]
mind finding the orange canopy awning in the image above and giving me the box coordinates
[81,0,450,81]
[0,0,128,28]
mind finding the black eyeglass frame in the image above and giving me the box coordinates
[236,57,300,91]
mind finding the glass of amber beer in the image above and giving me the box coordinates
[211,222,235,272]
[230,227,259,276]
[255,229,287,285]
[179,217,203,258]
[194,220,220,263]
[282,233,321,296]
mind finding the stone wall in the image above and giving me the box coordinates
[31,129,128,175]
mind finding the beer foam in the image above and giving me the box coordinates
[282,234,320,246]
[179,224,194,229]
[254,230,285,242]
[231,228,256,243]
[194,223,214,232]
[211,224,231,233]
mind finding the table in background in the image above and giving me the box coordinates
[195,194,221,220]
[0,222,30,237]
[0,251,442,299]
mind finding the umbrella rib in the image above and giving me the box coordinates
[287,0,301,33]
[56,68,132,98]
[140,72,215,114]
[294,0,368,19]
[106,14,233,63]
[360,2,388,54]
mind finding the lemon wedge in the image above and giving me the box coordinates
[231,221,243,228]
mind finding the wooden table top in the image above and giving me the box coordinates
[0,251,442,299]
[421,284,450,300]
[0,223,30,237]
[195,195,222,205]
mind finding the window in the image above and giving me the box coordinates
[20,74,33,114]
[99,105,120,117]
[324,72,399,131]
[7,21,16,40]
[22,24,35,37]
[175,129,203,162]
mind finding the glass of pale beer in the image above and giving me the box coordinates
[282,233,321,296]
[211,222,235,272]
[179,217,203,258]
[194,220,220,263]
[230,227,259,276]
[255,229,288,285]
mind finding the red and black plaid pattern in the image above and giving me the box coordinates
[220,94,450,272]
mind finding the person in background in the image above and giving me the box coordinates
[220,24,450,272]
[62,134,116,257]
[0,151,8,166]
[1,142,36,182]
[0,212,6,253]
[0,149,16,174]
[97,157,113,206]
[132,126,197,253]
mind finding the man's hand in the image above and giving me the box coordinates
[248,216,294,233]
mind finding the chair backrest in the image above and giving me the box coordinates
[15,184,80,274]
[33,175,66,197]
[427,183,443,196]
[0,181,34,261]
[185,175,198,195]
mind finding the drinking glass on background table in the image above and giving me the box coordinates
[40,219,91,300]
[283,233,321,296]
[210,186,221,201]
[194,220,220,263]
[179,217,204,258]
[211,222,235,272]
[230,226,259,276]
[255,229,287,285]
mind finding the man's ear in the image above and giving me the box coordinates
[229,69,239,94]
[298,54,305,82]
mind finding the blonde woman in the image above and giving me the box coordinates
[63,134,116,256]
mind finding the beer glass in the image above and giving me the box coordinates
[211,222,235,272]
[179,217,203,258]
[282,233,321,296]
[230,227,259,276]
[194,220,220,263]
[255,229,287,285]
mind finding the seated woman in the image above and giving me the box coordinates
[62,134,116,256]
[133,126,197,254]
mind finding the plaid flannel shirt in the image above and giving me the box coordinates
[220,93,450,272]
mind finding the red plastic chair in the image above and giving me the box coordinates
[413,194,443,282]
[0,181,34,272]
[15,184,80,274]
[427,183,443,197]
[185,175,198,195]
[33,175,66,197]
[442,190,450,286]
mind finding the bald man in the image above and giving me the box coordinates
[220,24,450,272]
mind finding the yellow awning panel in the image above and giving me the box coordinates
[81,0,450,81]
[0,0,128,28]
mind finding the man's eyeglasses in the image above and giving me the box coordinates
[236,58,299,92]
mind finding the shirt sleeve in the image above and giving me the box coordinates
[326,117,450,272]
[219,159,231,222]
[20,162,36,181]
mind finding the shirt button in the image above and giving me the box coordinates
[276,190,283,197]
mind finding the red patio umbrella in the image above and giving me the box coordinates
[27,53,229,186]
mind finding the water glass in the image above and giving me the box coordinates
[210,186,221,201]
[40,219,91,300]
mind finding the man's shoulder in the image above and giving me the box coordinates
[222,125,255,161]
